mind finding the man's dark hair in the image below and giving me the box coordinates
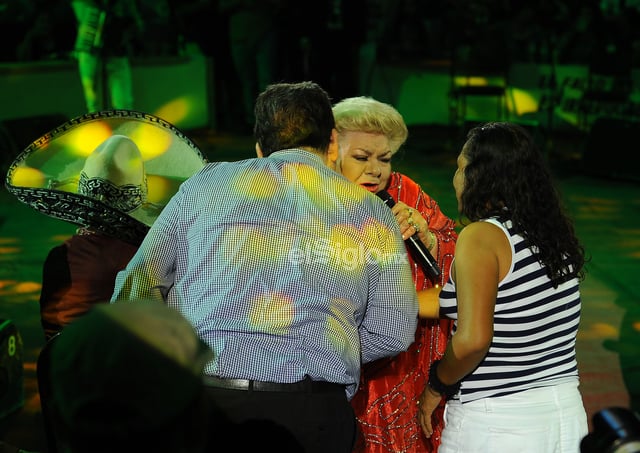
[254,81,335,156]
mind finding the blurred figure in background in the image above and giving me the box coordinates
[136,0,179,57]
[15,0,75,62]
[47,300,216,452]
[283,0,364,102]
[70,0,143,112]
[218,0,283,133]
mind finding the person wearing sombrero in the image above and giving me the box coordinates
[5,110,207,341]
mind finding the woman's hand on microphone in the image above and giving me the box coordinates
[392,201,427,240]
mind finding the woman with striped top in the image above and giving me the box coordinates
[416,122,589,452]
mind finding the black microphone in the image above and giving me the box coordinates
[376,190,441,280]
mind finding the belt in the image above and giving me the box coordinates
[203,376,345,393]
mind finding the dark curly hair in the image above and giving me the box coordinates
[459,122,586,286]
[254,81,335,156]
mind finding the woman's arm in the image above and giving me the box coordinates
[416,286,441,318]
[418,221,510,437]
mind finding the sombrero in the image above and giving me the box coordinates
[5,110,207,244]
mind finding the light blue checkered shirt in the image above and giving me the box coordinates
[112,149,418,399]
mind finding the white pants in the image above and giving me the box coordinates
[440,381,588,453]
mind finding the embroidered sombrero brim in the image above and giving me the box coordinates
[5,110,207,244]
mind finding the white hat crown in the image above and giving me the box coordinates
[78,134,148,213]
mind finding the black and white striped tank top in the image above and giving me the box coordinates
[440,217,581,403]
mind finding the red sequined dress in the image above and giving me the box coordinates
[352,172,458,452]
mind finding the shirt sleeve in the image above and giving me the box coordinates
[357,204,419,363]
[111,194,182,304]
